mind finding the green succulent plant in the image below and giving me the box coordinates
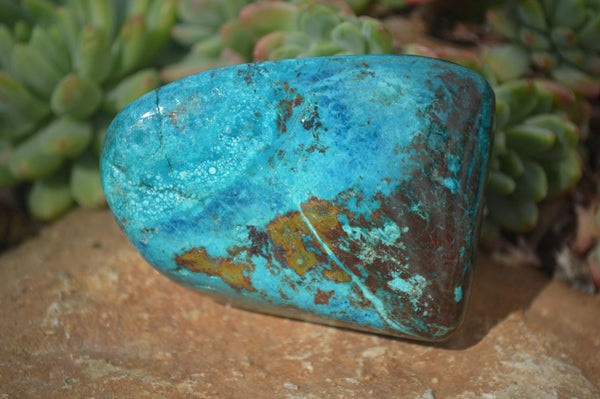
[483,78,583,241]
[162,0,393,81]
[342,0,434,14]
[0,0,176,220]
[248,0,393,62]
[487,0,600,97]
[161,0,253,81]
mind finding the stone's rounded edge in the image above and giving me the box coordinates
[100,88,159,232]
[99,54,497,341]
[154,53,493,104]
[455,82,496,343]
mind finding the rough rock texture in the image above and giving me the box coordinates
[1,209,599,398]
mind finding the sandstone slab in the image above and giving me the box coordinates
[1,209,599,398]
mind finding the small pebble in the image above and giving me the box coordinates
[421,389,436,399]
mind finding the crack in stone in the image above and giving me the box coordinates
[151,88,203,203]
[156,88,176,175]
[297,204,416,337]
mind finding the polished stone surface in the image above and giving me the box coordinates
[101,55,494,340]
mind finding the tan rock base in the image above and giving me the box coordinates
[1,209,599,398]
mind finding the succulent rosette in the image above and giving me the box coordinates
[0,0,176,220]
[162,0,393,81]
[487,0,600,98]
[482,78,584,241]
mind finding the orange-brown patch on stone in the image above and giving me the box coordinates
[175,247,256,292]
[314,289,335,305]
[322,263,352,283]
[301,198,343,233]
[276,83,304,134]
[267,212,317,275]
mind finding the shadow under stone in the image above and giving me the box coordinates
[431,253,551,350]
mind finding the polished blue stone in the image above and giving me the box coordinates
[101,55,494,341]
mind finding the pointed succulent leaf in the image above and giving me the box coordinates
[486,192,539,232]
[171,23,214,46]
[191,35,224,57]
[127,0,151,17]
[551,64,600,97]
[557,47,586,66]
[0,25,14,71]
[176,0,222,25]
[74,24,113,83]
[280,31,310,48]
[238,1,297,38]
[253,31,286,62]
[103,68,159,114]
[55,6,81,55]
[515,0,547,30]
[493,129,507,154]
[36,117,93,158]
[143,0,177,63]
[50,74,102,119]
[27,168,74,220]
[309,40,345,57]
[21,0,57,26]
[65,0,91,26]
[519,25,551,49]
[494,98,511,131]
[344,0,371,13]
[267,43,304,60]
[360,17,393,54]
[299,4,341,41]
[29,26,71,76]
[331,21,366,54]
[499,149,525,178]
[70,152,105,208]
[513,159,548,201]
[540,149,582,196]
[495,79,540,125]
[577,13,600,50]
[113,14,147,77]
[11,42,63,98]
[0,71,50,139]
[532,79,576,109]
[220,19,254,60]
[528,85,554,115]
[505,123,556,154]
[9,134,64,180]
[550,26,578,49]
[530,49,558,71]
[524,114,579,147]
[481,44,530,82]
[13,20,32,42]
[88,0,114,37]
[487,170,517,195]
[553,0,588,30]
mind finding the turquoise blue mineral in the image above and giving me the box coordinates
[101,55,494,341]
